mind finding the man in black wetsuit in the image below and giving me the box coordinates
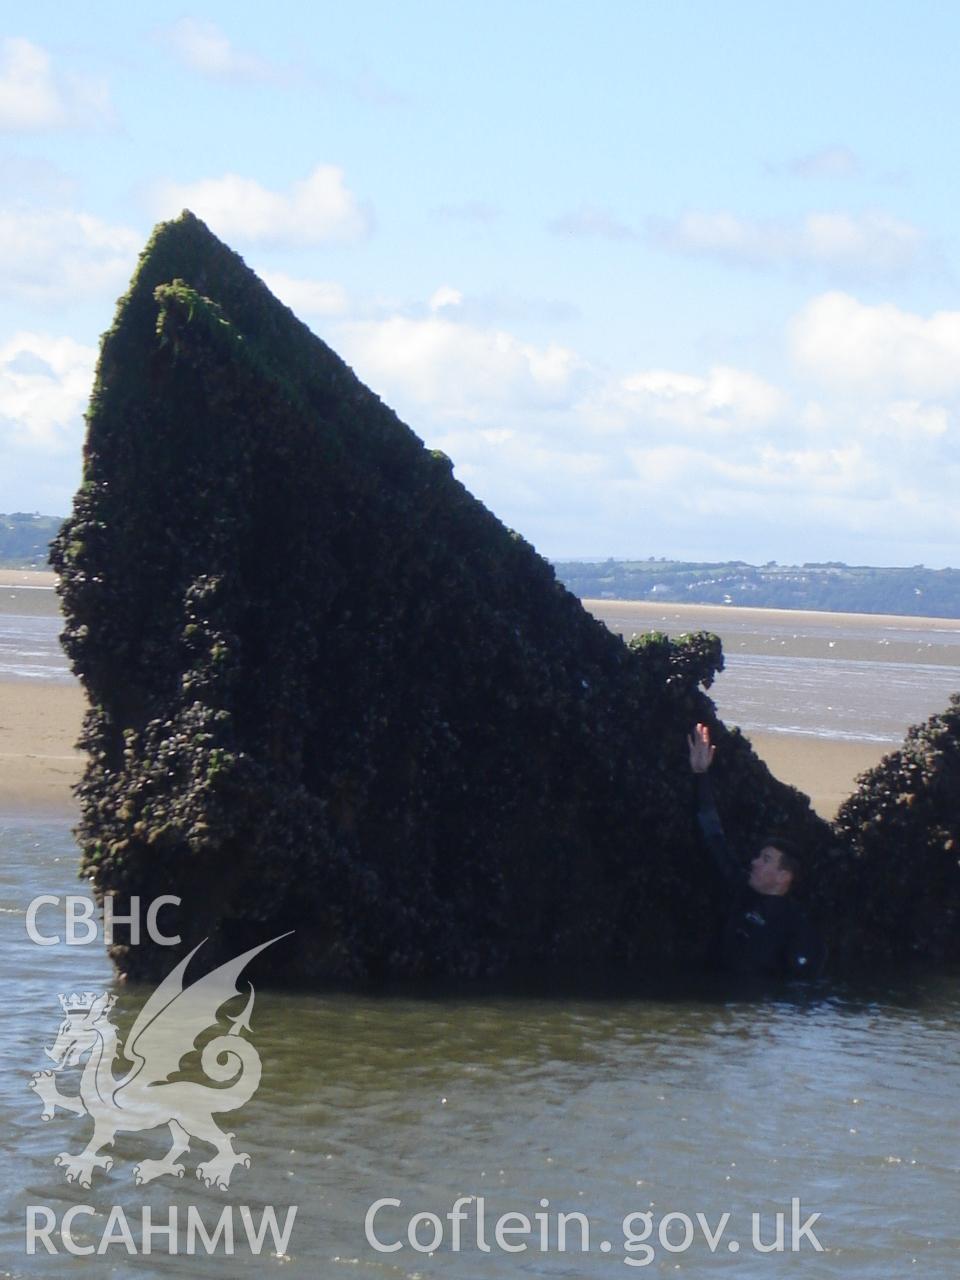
[688,722,825,978]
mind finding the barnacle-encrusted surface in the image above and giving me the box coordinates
[53,212,837,984]
[831,693,960,968]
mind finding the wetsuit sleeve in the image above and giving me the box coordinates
[695,772,743,890]
[784,909,827,979]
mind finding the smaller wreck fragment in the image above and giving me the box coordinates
[54,212,837,985]
[830,693,960,969]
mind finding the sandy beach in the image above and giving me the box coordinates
[0,569,58,590]
[0,570,82,816]
[582,597,960,634]
[747,731,885,815]
[0,679,85,817]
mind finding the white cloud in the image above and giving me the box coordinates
[881,400,950,440]
[0,209,141,304]
[0,37,112,132]
[429,285,463,312]
[798,394,953,452]
[0,332,96,451]
[437,426,608,481]
[626,442,869,498]
[390,293,958,561]
[792,292,960,395]
[651,210,928,276]
[160,18,279,82]
[738,444,869,494]
[615,365,784,433]
[5,275,956,565]
[417,290,579,327]
[153,165,371,245]
[422,413,941,564]
[337,313,588,419]
[260,271,347,317]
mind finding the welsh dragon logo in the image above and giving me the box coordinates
[29,933,290,1191]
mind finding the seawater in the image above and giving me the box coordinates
[2,823,959,1277]
[0,615,68,682]
[590,604,960,744]
[709,652,960,743]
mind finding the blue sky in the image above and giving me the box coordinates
[2,1,960,566]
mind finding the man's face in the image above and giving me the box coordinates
[749,845,793,896]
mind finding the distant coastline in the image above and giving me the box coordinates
[555,556,960,619]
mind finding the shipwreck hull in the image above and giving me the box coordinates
[53,213,867,984]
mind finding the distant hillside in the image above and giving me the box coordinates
[0,513,64,568]
[553,558,960,620]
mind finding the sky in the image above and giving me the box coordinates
[2,0,959,567]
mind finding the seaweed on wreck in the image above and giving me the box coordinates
[829,694,960,968]
[53,212,854,985]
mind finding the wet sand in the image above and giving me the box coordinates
[0,679,84,817]
[0,570,81,816]
[0,569,61,621]
[749,731,886,816]
[0,569,56,589]
[583,596,960,633]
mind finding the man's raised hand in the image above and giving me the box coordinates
[688,722,716,774]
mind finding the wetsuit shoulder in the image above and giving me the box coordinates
[781,899,827,978]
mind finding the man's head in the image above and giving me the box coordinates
[749,837,801,896]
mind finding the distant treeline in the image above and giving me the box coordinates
[0,513,63,567]
[553,558,960,619]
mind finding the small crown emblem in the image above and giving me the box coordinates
[58,992,98,1014]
